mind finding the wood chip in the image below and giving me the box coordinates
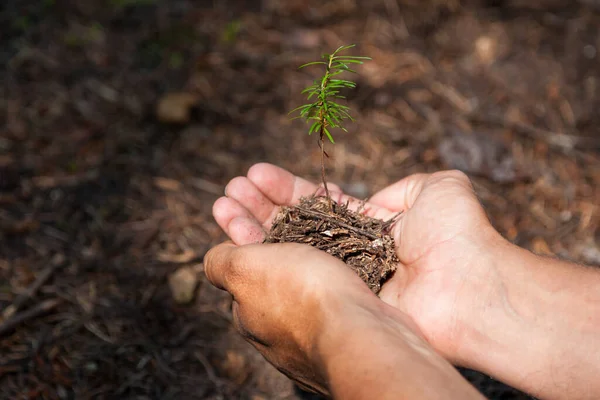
[169,266,200,304]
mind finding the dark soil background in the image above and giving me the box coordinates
[1,0,599,398]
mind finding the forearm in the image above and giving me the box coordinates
[318,304,484,400]
[463,239,600,399]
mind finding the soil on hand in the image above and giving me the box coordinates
[265,196,399,294]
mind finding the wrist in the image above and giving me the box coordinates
[458,238,600,399]
[425,225,509,365]
[318,299,484,399]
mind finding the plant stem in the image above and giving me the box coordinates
[319,127,333,211]
[316,56,335,212]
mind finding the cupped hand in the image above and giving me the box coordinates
[204,241,412,396]
[213,163,503,365]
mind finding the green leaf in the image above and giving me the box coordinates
[334,66,357,74]
[334,56,371,61]
[332,58,367,65]
[299,61,327,69]
[326,113,342,127]
[309,121,320,135]
[306,91,320,100]
[289,104,311,115]
[301,85,319,94]
[332,44,356,55]
[300,105,318,118]
[325,114,336,128]
[324,127,335,143]
[330,79,356,87]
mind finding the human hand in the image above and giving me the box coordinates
[204,241,485,400]
[214,163,503,366]
[204,241,421,396]
[367,169,501,363]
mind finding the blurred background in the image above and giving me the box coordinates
[1,0,599,398]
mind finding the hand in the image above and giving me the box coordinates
[368,169,501,363]
[204,241,485,400]
[214,163,502,365]
[204,241,415,396]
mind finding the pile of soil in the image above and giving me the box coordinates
[266,196,399,294]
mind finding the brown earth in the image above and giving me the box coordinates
[1,0,599,399]
[266,196,399,294]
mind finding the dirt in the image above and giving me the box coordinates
[1,0,599,399]
[266,196,398,294]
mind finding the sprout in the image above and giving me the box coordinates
[291,44,371,210]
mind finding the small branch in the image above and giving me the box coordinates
[2,255,65,319]
[318,132,333,211]
[0,299,62,337]
[382,211,404,231]
[295,206,380,240]
[194,351,224,391]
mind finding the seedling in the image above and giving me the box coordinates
[290,44,371,209]
[268,45,396,294]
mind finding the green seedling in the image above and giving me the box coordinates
[291,44,370,209]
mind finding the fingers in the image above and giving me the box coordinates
[204,242,289,293]
[213,197,266,245]
[216,163,396,243]
[246,163,394,219]
[228,216,266,245]
[370,171,476,213]
[223,163,346,230]
[204,241,240,292]
[225,176,278,228]
[204,242,351,295]
[247,163,342,206]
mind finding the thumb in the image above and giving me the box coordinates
[369,173,430,212]
[204,242,319,295]
[204,241,242,293]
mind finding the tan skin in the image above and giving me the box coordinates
[208,163,600,399]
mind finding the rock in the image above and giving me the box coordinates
[220,350,249,385]
[156,92,199,124]
[475,35,496,65]
[474,26,510,66]
[168,266,200,304]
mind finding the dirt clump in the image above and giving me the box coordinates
[266,196,399,294]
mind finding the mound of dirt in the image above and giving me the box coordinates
[265,196,399,294]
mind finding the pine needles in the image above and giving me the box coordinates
[291,44,371,209]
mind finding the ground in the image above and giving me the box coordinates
[1,0,599,399]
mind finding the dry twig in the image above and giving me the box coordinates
[0,299,62,337]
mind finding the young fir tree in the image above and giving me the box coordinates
[291,44,371,210]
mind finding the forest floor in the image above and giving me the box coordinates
[1,0,599,398]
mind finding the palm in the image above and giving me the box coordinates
[375,172,493,360]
